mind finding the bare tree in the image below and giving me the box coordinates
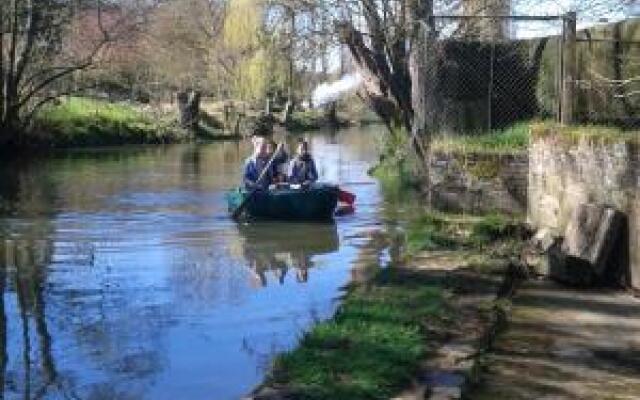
[0,0,151,144]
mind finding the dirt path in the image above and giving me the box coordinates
[470,280,640,400]
[393,250,508,400]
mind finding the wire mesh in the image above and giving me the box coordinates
[427,15,639,133]
[574,23,640,127]
[426,15,565,134]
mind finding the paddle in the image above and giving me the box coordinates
[232,143,283,221]
[338,188,356,206]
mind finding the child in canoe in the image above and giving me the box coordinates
[266,139,289,184]
[243,136,273,189]
[288,139,318,187]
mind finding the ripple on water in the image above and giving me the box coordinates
[0,127,392,399]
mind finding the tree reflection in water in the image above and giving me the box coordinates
[0,128,386,399]
[0,155,168,400]
[0,242,6,398]
[1,239,57,399]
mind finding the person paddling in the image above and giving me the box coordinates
[288,139,318,187]
[267,139,289,184]
[243,136,273,190]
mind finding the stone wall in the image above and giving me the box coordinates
[528,137,640,288]
[428,152,529,215]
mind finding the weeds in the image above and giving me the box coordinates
[432,121,532,155]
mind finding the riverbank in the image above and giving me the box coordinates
[8,97,379,150]
[431,121,530,155]
[25,97,187,147]
[249,212,526,399]
[284,109,380,132]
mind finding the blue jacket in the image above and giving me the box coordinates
[288,155,318,184]
[243,156,273,189]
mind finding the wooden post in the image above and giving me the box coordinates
[561,12,577,125]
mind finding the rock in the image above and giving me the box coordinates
[244,386,295,400]
[521,228,562,277]
[553,204,625,286]
[531,228,557,252]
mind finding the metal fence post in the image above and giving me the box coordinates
[488,41,495,131]
[561,11,577,125]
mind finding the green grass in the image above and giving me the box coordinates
[268,267,449,400]
[285,110,350,132]
[33,97,183,147]
[370,158,422,200]
[285,110,328,132]
[369,125,424,198]
[405,212,520,254]
[432,121,532,155]
[530,121,640,144]
[430,119,640,155]
[264,209,524,399]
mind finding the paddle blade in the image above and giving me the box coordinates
[335,204,355,216]
[338,189,356,205]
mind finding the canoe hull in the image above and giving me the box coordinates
[227,184,339,221]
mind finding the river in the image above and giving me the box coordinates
[0,127,405,399]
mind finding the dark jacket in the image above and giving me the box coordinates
[243,156,273,189]
[288,154,318,184]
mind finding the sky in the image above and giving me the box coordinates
[319,0,639,74]
[512,0,639,38]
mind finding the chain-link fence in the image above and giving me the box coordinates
[574,20,640,127]
[425,13,639,134]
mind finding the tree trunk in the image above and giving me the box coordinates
[324,101,338,128]
[337,23,407,131]
[408,0,437,167]
[281,100,294,125]
[0,106,21,146]
[176,90,201,131]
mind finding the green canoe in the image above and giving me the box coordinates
[226,183,339,221]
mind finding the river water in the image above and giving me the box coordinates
[0,127,404,400]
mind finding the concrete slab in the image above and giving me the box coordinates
[470,280,640,399]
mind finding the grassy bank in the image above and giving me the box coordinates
[370,121,532,199]
[405,212,522,255]
[269,268,448,399]
[261,212,524,399]
[432,122,531,155]
[30,97,185,147]
[530,120,640,144]
[285,110,351,132]
[430,120,640,155]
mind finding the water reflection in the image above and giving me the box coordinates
[0,127,387,399]
[235,223,339,287]
[0,239,56,399]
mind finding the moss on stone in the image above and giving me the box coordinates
[530,121,640,145]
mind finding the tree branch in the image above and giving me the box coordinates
[14,0,37,86]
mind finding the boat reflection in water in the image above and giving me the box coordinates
[232,222,339,287]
